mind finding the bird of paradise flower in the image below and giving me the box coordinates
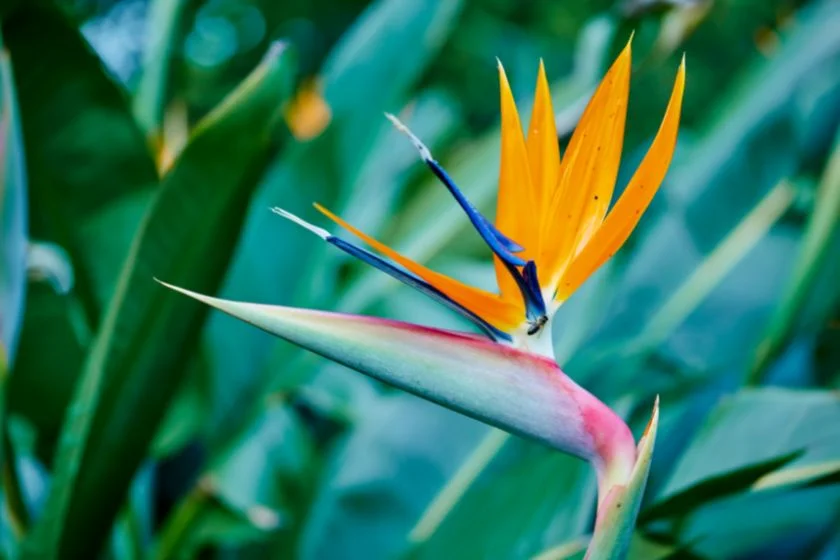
[161,38,685,558]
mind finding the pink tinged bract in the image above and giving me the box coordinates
[586,398,659,560]
[158,281,636,479]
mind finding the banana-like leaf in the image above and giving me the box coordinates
[159,282,637,469]
[21,43,297,560]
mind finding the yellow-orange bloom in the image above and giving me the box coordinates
[283,39,685,342]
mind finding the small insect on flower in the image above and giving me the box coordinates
[274,38,685,358]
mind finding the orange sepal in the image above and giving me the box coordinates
[539,39,633,290]
[314,204,524,331]
[494,61,535,304]
[556,57,686,301]
[526,59,561,259]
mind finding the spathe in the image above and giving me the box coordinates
[157,280,636,479]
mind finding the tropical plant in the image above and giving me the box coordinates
[1,0,840,558]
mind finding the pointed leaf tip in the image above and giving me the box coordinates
[642,395,660,443]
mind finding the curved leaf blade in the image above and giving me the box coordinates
[21,42,297,560]
[0,45,26,368]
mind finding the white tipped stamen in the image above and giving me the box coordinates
[270,207,330,240]
[384,113,433,162]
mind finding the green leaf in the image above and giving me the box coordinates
[628,180,797,355]
[641,452,799,523]
[678,484,840,558]
[1,2,158,315]
[7,281,90,449]
[21,42,297,559]
[201,0,468,440]
[0,44,26,367]
[210,405,312,528]
[672,0,840,250]
[4,2,159,446]
[407,437,594,560]
[300,394,488,560]
[132,0,189,139]
[749,130,840,383]
[653,389,840,513]
[154,405,314,559]
[162,493,274,559]
[1,40,27,556]
[319,0,464,183]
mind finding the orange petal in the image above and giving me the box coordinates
[526,59,561,259]
[314,203,524,331]
[494,61,535,303]
[539,39,632,290]
[556,57,686,301]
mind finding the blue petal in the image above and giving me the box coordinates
[271,207,511,341]
[386,114,526,267]
[522,261,547,317]
[328,237,511,341]
[426,162,526,260]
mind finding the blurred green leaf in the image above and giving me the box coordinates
[21,42,297,559]
[320,0,464,185]
[210,405,312,532]
[750,129,840,383]
[407,439,593,560]
[7,282,89,451]
[132,0,189,139]
[407,428,509,545]
[678,484,840,558]
[2,2,158,316]
[0,45,26,366]
[155,404,315,559]
[3,1,158,447]
[165,493,273,559]
[1,40,27,559]
[654,389,840,512]
[299,395,486,560]
[204,0,467,440]
[672,0,840,250]
[629,180,796,355]
[641,452,799,523]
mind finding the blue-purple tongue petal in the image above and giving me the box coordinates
[385,113,525,266]
[327,236,510,341]
[270,207,511,341]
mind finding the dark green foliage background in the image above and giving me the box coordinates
[1,0,840,558]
